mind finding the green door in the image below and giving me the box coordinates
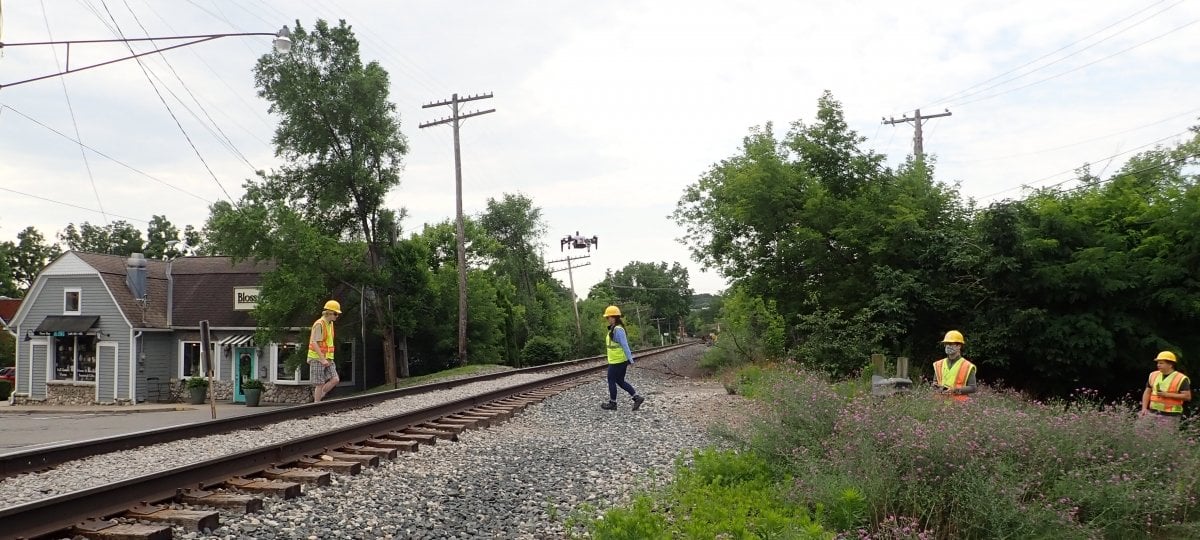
[232,348,256,403]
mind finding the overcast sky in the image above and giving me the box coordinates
[2,0,1198,297]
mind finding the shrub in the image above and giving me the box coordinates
[589,448,831,539]
[242,378,264,390]
[521,336,566,366]
[185,376,209,389]
[0,380,11,400]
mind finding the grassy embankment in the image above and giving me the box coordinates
[581,361,1200,539]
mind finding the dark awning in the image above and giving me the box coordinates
[33,315,100,336]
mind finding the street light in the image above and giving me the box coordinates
[0,26,291,90]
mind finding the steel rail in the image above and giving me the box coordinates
[0,344,685,477]
[0,343,694,539]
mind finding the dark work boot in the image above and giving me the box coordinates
[632,395,645,411]
[600,400,617,410]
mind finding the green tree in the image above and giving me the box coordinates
[58,221,144,255]
[144,215,183,260]
[5,227,61,293]
[207,19,411,384]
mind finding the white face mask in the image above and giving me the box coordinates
[945,345,961,357]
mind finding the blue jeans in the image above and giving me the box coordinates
[607,362,637,401]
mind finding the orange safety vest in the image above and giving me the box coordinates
[1149,370,1188,414]
[933,358,975,402]
[307,318,335,360]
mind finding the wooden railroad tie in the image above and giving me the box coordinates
[125,503,220,531]
[403,426,458,441]
[437,416,488,429]
[224,476,302,499]
[180,489,263,513]
[362,437,419,452]
[297,456,362,475]
[325,450,381,467]
[421,421,468,434]
[71,518,171,540]
[385,431,437,445]
[260,466,331,486]
[342,443,399,459]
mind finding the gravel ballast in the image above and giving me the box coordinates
[169,348,735,539]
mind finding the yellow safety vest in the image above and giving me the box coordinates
[307,318,335,360]
[933,358,975,402]
[606,326,629,364]
[1149,370,1188,414]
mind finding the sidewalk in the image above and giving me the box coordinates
[0,400,282,414]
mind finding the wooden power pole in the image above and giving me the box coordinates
[548,254,590,338]
[882,108,951,161]
[420,93,495,365]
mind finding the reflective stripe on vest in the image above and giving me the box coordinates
[606,326,627,364]
[307,318,335,360]
[934,358,975,402]
[1149,371,1188,413]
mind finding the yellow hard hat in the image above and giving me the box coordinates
[603,305,621,318]
[941,330,965,344]
[1155,351,1178,363]
[323,300,342,314]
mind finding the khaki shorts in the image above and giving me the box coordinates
[308,360,338,385]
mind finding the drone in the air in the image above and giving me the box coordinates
[560,231,599,252]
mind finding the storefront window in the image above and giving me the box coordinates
[274,343,311,383]
[54,335,96,382]
[180,342,215,377]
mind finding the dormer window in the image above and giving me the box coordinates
[64,288,81,315]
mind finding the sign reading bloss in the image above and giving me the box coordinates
[233,287,261,311]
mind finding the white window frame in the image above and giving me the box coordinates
[50,335,97,383]
[271,342,311,385]
[63,288,82,315]
[178,341,216,379]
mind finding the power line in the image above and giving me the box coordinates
[41,0,109,226]
[0,186,149,223]
[96,0,235,202]
[952,16,1200,108]
[977,130,1193,200]
[917,0,1182,111]
[0,103,212,202]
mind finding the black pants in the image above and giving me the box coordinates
[607,361,637,401]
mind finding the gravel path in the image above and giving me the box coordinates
[0,363,611,507]
[164,346,733,539]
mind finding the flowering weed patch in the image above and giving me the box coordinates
[747,365,1200,539]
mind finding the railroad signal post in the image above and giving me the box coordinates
[200,320,216,419]
[420,92,495,365]
[548,254,590,338]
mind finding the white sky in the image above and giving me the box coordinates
[1,0,1198,297]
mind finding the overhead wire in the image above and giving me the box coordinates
[40,0,109,226]
[121,0,259,173]
[94,0,235,202]
[923,0,1185,110]
[1,186,150,223]
[951,16,1200,108]
[0,103,213,202]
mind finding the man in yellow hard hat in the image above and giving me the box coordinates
[1140,351,1191,426]
[308,300,342,402]
[933,330,977,401]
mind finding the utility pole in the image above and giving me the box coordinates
[650,317,665,346]
[882,108,951,161]
[548,254,590,338]
[420,92,495,365]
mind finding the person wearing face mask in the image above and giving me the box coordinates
[933,330,976,401]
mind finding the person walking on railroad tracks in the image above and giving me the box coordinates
[933,330,977,401]
[1139,351,1191,427]
[602,305,645,411]
[308,300,342,402]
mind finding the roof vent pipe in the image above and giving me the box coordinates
[125,253,148,300]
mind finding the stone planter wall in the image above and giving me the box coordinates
[264,383,312,404]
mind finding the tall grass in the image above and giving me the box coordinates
[746,365,1200,539]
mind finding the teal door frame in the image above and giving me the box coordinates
[232,347,257,403]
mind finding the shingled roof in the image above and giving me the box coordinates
[170,257,273,328]
[74,252,170,329]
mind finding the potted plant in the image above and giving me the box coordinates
[185,376,209,405]
[242,378,264,407]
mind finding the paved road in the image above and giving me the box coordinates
[0,404,289,456]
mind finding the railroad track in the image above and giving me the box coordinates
[0,342,695,540]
